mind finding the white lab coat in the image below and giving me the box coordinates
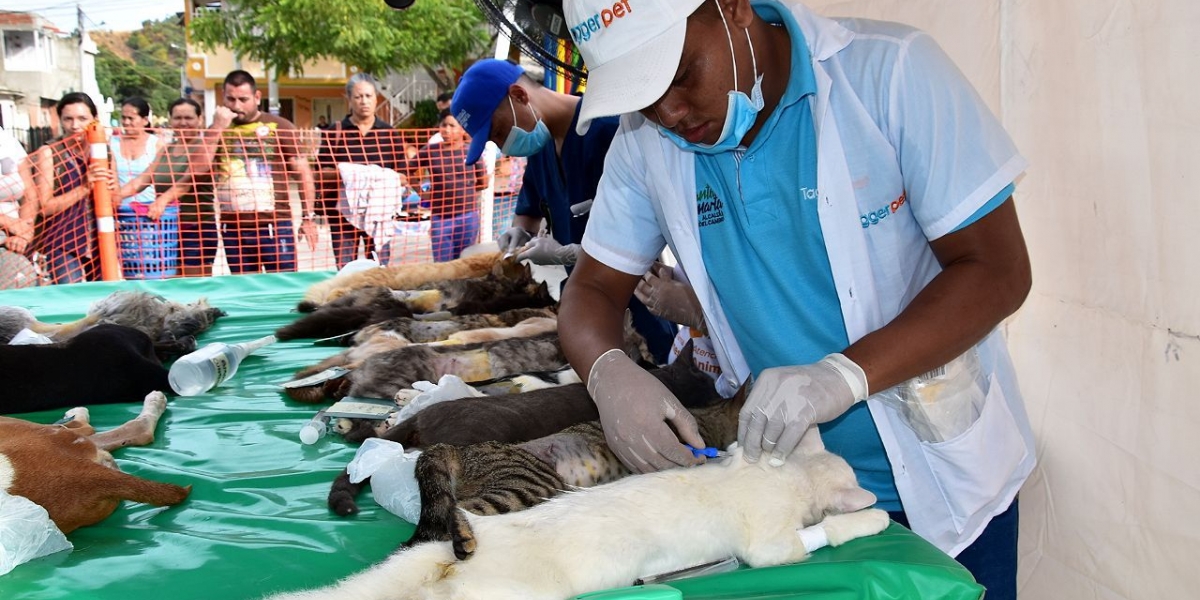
[583,2,1036,555]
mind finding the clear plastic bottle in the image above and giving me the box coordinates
[299,411,330,445]
[168,334,276,396]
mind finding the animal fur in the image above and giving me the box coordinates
[346,332,567,401]
[279,262,555,342]
[327,342,720,516]
[2,324,174,415]
[0,391,190,534]
[0,290,224,360]
[298,251,502,311]
[405,376,744,557]
[283,310,559,404]
[338,318,652,403]
[265,435,889,600]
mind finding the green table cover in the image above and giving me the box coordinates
[0,273,983,600]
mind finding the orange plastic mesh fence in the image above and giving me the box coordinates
[0,125,527,288]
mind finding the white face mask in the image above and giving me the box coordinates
[658,0,764,154]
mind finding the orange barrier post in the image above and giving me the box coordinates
[87,121,121,281]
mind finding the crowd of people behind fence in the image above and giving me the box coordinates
[0,71,520,289]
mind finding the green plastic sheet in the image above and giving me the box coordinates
[0,273,983,600]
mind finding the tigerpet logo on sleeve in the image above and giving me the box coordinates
[570,0,634,44]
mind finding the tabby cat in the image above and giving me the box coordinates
[327,341,720,515]
[298,251,501,311]
[284,308,558,403]
[265,434,889,600]
[341,314,652,401]
[280,262,554,341]
[409,380,745,559]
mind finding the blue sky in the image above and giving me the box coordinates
[2,0,184,32]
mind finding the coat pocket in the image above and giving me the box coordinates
[917,373,1028,533]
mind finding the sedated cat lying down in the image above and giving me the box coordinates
[265,434,890,600]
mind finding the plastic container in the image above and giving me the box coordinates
[168,334,276,396]
[299,411,330,445]
[117,203,180,280]
[874,347,987,443]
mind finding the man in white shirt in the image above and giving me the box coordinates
[557,1,1036,597]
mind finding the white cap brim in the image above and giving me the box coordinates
[575,19,687,135]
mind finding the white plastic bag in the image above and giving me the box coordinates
[873,347,987,443]
[346,438,422,524]
[8,328,53,345]
[393,374,485,423]
[0,491,73,576]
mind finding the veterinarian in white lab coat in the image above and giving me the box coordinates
[557,1,1037,598]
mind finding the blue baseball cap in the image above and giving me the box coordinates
[451,59,524,164]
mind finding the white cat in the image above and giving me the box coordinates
[265,434,889,600]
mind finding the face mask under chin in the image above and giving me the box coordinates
[658,0,764,154]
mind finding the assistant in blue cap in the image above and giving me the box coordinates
[451,59,524,165]
[449,58,679,366]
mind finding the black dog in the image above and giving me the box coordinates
[2,324,173,415]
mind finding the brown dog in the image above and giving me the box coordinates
[0,391,190,534]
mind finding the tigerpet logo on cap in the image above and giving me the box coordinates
[456,109,471,130]
[569,0,634,44]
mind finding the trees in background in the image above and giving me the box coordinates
[94,17,186,118]
[188,0,491,92]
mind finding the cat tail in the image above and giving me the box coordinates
[327,415,418,516]
[328,469,366,516]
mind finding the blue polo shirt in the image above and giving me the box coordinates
[696,3,868,508]
[516,104,618,246]
[695,2,1018,512]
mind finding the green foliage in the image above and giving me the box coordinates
[93,17,186,118]
[409,99,440,129]
[188,0,491,89]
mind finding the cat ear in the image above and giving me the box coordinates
[678,338,695,364]
[832,486,878,513]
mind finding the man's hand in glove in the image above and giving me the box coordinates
[517,234,580,266]
[634,262,705,330]
[738,353,869,466]
[497,226,533,255]
[588,349,706,473]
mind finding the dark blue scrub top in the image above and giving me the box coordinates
[514,103,618,246]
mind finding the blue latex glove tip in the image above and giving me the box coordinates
[685,444,720,458]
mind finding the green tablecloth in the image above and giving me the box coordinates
[0,273,983,600]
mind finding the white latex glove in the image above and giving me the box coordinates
[587,349,705,473]
[517,234,580,266]
[738,353,869,466]
[497,226,533,255]
[634,262,705,330]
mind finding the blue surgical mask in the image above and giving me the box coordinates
[659,1,764,154]
[502,97,551,157]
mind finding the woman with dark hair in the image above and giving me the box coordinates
[111,96,164,213]
[21,92,114,283]
[316,73,404,267]
[396,109,487,262]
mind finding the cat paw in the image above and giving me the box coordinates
[821,508,890,547]
[64,407,90,426]
[143,390,168,414]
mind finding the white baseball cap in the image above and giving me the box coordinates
[566,0,707,134]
